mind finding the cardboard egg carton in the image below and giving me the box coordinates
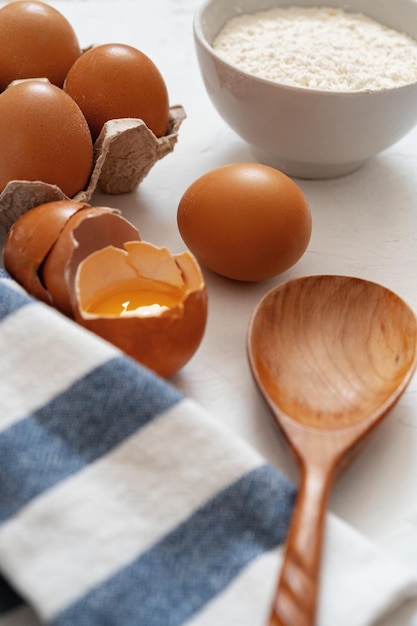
[0,104,186,232]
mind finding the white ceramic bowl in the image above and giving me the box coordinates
[194,0,417,179]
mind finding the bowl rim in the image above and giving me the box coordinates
[193,0,417,96]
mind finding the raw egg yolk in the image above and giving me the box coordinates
[85,280,182,318]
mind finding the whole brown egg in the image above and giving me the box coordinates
[0,1,81,91]
[0,80,93,198]
[64,43,170,141]
[177,163,312,282]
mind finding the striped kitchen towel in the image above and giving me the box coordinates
[0,268,416,626]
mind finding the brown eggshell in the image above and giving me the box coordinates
[0,1,82,91]
[0,80,94,199]
[73,241,208,378]
[3,200,88,303]
[42,206,141,317]
[0,105,186,233]
[64,43,170,141]
[177,162,312,281]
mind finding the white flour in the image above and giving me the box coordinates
[212,6,417,91]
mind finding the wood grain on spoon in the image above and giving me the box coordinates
[247,275,417,626]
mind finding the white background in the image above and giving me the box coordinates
[1,1,417,623]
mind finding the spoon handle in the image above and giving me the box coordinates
[269,462,333,626]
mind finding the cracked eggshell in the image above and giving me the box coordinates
[42,205,141,317]
[3,200,141,315]
[0,104,186,233]
[3,199,88,304]
[72,241,208,378]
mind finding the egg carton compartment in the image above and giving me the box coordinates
[0,104,186,233]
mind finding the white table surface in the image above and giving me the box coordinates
[1,1,417,624]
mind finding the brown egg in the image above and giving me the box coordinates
[72,241,208,378]
[3,200,141,313]
[64,43,170,141]
[0,80,93,197]
[177,163,312,281]
[0,1,81,91]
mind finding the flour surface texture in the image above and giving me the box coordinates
[213,7,417,91]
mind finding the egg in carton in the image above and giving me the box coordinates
[0,104,186,233]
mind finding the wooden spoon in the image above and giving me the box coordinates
[247,274,417,626]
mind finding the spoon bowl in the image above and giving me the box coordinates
[247,274,417,626]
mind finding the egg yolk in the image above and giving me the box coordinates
[84,280,181,317]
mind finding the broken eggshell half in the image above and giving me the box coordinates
[72,241,208,378]
[0,105,186,233]
[3,200,141,313]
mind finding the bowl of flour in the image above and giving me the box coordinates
[194,0,417,178]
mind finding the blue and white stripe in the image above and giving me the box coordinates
[0,270,295,625]
[1,269,416,626]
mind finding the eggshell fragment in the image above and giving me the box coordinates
[3,200,140,313]
[42,206,141,317]
[73,241,208,378]
[0,105,186,233]
[3,199,88,303]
